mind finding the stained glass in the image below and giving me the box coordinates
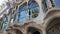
[15,3,27,23]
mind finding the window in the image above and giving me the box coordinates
[14,0,39,23]
[28,1,39,18]
[6,6,11,14]
[19,3,27,23]
[47,18,60,34]
[15,3,27,23]
[2,15,9,31]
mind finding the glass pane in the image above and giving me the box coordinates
[14,1,39,23]
[19,11,26,23]
[2,15,9,31]
[28,1,39,18]
[18,3,27,23]
[47,24,60,34]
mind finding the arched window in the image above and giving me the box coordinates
[6,6,11,14]
[14,0,39,23]
[28,0,39,19]
[2,14,9,31]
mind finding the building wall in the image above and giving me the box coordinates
[0,0,60,34]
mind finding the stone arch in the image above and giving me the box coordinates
[28,0,40,18]
[44,9,60,34]
[6,25,23,34]
[27,26,42,34]
[44,8,60,19]
[6,29,23,34]
[12,2,27,23]
[46,18,60,34]
[44,9,60,26]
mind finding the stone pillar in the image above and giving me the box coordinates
[42,30,46,34]
[0,31,6,34]
[0,32,4,34]
[47,0,52,8]
[33,0,45,24]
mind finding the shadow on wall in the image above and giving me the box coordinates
[27,27,40,34]
[15,29,23,34]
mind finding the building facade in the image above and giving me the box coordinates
[0,0,60,34]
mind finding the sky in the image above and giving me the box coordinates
[54,0,60,7]
[46,0,60,7]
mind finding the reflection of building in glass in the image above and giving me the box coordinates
[0,0,60,34]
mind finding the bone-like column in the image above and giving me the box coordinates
[47,0,52,8]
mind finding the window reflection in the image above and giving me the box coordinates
[6,6,11,14]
